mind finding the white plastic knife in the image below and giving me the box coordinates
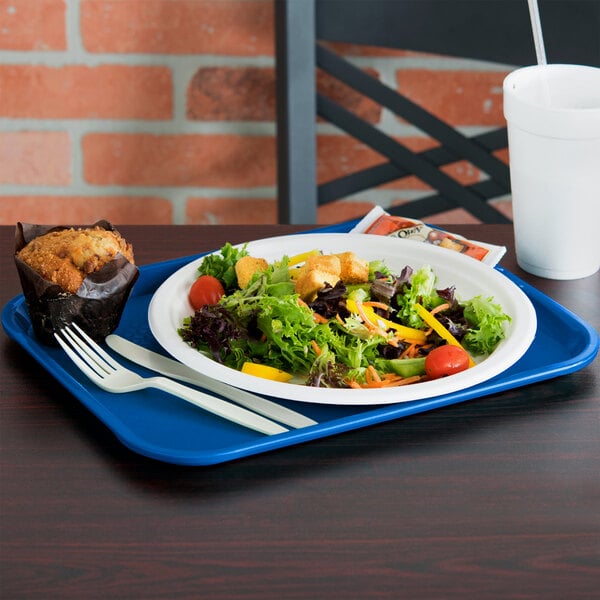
[105,334,317,429]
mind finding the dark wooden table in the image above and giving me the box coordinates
[1,224,598,599]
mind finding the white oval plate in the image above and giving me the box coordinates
[148,233,536,405]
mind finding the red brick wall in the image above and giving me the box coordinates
[0,0,512,226]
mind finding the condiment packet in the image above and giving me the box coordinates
[350,206,506,267]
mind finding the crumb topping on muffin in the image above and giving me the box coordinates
[17,226,135,294]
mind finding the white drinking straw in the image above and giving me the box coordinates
[526,0,552,105]
[527,0,547,65]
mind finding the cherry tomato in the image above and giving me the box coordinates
[188,275,225,310]
[424,345,470,379]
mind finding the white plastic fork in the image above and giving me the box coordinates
[54,323,288,436]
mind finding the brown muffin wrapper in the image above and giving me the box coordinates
[14,221,139,345]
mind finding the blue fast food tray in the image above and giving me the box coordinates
[3,226,598,466]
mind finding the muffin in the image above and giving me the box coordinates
[15,221,139,344]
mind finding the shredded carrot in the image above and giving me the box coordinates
[381,373,400,382]
[311,340,322,356]
[355,302,377,331]
[400,343,417,359]
[384,375,422,387]
[348,370,422,389]
[430,302,450,316]
[362,376,383,388]
[378,374,402,387]
[367,365,381,383]
[357,307,426,349]
[348,298,427,344]
[335,313,345,326]
[363,301,390,311]
[355,301,388,338]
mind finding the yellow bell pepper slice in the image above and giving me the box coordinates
[287,249,321,267]
[346,298,427,344]
[288,249,322,280]
[241,362,294,382]
[415,303,475,367]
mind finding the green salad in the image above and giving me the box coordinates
[178,243,511,388]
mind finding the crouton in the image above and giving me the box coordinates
[295,269,340,302]
[335,251,369,284]
[302,254,341,277]
[235,255,268,289]
[293,254,341,300]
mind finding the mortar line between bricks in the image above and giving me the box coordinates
[70,128,83,189]
[65,0,85,59]
[0,49,511,71]
[0,185,279,196]
[0,119,277,135]
[1,119,492,138]
[0,51,275,68]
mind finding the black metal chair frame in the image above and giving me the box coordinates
[275,0,600,224]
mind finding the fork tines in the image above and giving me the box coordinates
[54,323,115,381]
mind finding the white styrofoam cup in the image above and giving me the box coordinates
[503,64,600,280]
